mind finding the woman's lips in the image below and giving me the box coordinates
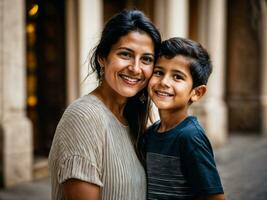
[119,74,141,85]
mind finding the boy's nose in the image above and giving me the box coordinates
[160,76,171,87]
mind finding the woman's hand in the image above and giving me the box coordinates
[63,179,100,200]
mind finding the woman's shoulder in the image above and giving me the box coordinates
[53,95,107,145]
[65,94,106,119]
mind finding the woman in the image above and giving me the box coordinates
[48,9,161,200]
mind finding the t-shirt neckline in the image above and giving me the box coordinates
[153,116,196,138]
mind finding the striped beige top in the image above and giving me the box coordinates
[48,95,146,200]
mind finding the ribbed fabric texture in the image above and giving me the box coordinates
[48,95,146,200]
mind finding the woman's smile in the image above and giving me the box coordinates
[100,31,154,98]
[119,73,142,85]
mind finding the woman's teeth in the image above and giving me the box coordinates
[120,75,139,83]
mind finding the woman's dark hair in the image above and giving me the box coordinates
[89,9,161,153]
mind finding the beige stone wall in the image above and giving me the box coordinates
[226,0,262,133]
[190,0,228,146]
[0,0,32,187]
[260,0,267,135]
[79,0,103,96]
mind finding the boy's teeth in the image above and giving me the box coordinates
[157,91,170,96]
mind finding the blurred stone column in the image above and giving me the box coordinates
[0,0,33,186]
[193,0,227,146]
[66,0,79,104]
[154,0,189,39]
[78,0,103,96]
[261,0,267,135]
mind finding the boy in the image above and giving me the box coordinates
[141,37,225,200]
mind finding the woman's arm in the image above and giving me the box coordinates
[63,179,100,200]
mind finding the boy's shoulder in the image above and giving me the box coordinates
[178,116,212,153]
[178,116,205,138]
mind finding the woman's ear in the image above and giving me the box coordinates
[190,85,207,103]
[97,56,105,68]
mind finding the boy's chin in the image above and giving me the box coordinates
[152,101,170,110]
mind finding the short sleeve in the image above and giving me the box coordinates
[180,132,224,195]
[58,155,103,186]
[49,103,105,187]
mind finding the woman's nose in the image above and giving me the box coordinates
[128,60,142,74]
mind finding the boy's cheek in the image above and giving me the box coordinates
[147,78,154,90]
[147,80,154,96]
[148,76,159,87]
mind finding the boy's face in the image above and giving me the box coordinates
[148,55,195,111]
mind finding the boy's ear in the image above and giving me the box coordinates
[190,85,207,103]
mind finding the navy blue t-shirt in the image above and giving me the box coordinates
[140,116,224,200]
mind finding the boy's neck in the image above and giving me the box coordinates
[158,109,188,133]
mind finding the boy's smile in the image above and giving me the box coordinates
[148,55,195,114]
[154,90,174,97]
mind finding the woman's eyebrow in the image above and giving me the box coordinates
[143,53,154,57]
[117,47,133,52]
[117,47,154,56]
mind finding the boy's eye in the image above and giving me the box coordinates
[153,70,163,76]
[174,74,183,80]
[141,56,154,65]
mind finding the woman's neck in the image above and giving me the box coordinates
[91,84,128,125]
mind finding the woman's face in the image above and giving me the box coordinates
[99,31,155,98]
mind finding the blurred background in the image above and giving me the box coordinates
[0,0,267,199]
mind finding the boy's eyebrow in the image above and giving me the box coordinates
[154,66,187,77]
[172,69,187,77]
[154,65,164,69]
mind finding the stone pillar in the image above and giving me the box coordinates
[261,0,267,135]
[66,0,79,104]
[78,0,103,96]
[227,0,261,133]
[154,0,189,39]
[166,0,189,38]
[0,0,33,187]
[192,0,227,146]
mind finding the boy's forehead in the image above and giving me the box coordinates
[155,55,192,70]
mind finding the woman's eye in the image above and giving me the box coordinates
[119,51,131,59]
[142,56,154,65]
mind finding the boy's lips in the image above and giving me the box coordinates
[154,90,174,97]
